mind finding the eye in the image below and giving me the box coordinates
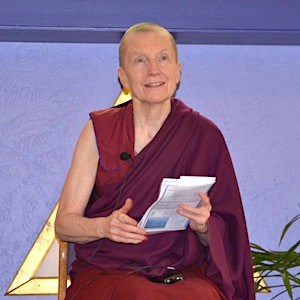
[135,57,146,64]
[159,55,168,61]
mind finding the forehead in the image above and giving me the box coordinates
[125,31,175,55]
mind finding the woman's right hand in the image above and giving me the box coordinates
[99,198,148,244]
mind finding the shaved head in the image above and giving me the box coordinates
[119,22,178,67]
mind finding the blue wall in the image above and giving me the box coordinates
[1,1,300,44]
[0,42,299,299]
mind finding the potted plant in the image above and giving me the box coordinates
[251,214,300,299]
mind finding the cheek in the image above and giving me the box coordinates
[170,74,180,87]
[128,79,144,94]
[128,71,143,84]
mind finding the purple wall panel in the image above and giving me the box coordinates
[1,0,300,44]
[0,42,299,299]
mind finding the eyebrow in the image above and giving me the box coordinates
[131,48,170,56]
[132,48,171,57]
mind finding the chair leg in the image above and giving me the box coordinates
[58,240,68,300]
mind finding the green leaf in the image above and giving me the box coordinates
[279,214,300,245]
[251,243,268,252]
[251,213,300,298]
[282,270,293,298]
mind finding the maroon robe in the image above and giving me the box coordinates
[69,99,255,299]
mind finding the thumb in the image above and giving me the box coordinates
[119,198,133,214]
[199,192,209,205]
[199,192,211,209]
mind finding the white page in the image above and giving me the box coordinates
[138,176,216,233]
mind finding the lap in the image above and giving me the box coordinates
[66,266,226,300]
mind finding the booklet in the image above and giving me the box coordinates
[138,176,216,234]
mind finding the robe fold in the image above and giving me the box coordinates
[69,99,255,300]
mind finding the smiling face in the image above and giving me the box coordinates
[118,30,181,106]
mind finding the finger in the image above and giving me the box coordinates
[198,192,211,208]
[112,226,148,240]
[177,205,209,221]
[112,235,146,244]
[177,202,211,221]
[119,198,133,214]
[110,225,148,244]
[116,198,136,225]
[112,210,137,226]
[114,213,145,230]
[176,206,209,233]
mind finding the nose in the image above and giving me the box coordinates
[147,59,160,76]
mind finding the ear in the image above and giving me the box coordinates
[176,61,182,85]
[118,67,129,90]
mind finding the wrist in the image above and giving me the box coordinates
[95,217,108,239]
[196,223,210,246]
[197,222,208,234]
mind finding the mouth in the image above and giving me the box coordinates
[144,82,165,88]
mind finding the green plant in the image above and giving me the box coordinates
[251,214,300,299]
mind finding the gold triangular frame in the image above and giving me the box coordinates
[5,202,63,295]
[6,90,269,295]
[113,89,132,106]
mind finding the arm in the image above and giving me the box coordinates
[177,192,211,246]
[55,120,147,244]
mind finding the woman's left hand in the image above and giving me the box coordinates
[177,192,212,234]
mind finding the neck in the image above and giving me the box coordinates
[132,99,171,153]
[133,99,171,131]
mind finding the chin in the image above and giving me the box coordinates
[143,93,174,103]
[143,98,171,105]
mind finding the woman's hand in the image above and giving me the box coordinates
[177,192,212,234]
[99,198,148,244]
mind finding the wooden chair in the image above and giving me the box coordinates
[58,240,69,300]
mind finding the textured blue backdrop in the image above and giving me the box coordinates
[0,42,299,299]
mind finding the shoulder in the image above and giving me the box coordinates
[176,99,223,137]
[195,113,222,136]
[194,113,227,150]
[90,101,132,122]
[90,106,120,122]
[77,120,97,148]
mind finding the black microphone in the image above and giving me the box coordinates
[120,152,132,161]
